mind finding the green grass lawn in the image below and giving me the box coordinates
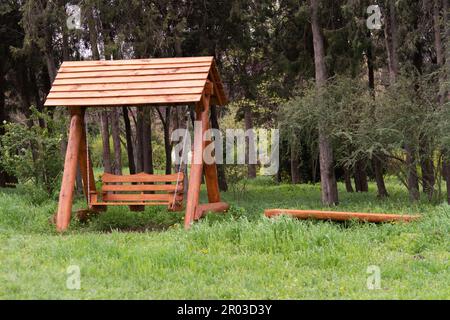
[0,177,449,299]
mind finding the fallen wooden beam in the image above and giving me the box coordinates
[264,209,421,223]
[194,202,229,220]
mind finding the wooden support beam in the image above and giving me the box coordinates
[184,94,209,229]
[184,84,226,229]
[194,202,229,220]
[264,209,421,223]
[78,112,97,206]
[204,164,221,203]
[202,84,221,204]
[56,108,84,231]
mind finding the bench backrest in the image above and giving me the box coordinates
[100,172,184,204]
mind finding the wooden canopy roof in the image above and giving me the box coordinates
[44,56,228,107]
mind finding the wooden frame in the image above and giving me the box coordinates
[48,57,229,232]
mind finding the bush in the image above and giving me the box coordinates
[225,164,249,200]
[0,108,65,193]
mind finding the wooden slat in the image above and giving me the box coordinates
[59,62,212,73]
[56,66,211,79]
[52,73,208,85]
[44,94,201,106]
[103,193,183,202]
[92,202,169,206]
[51,80,206,92]
[101,184,183,192]
[44,57,228,109]
[61,57,213,67]
[102,172,184,183]
[48,87,203,99]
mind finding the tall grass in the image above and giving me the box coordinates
[0,178,448,299]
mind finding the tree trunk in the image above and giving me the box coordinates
[420,139,435,200]
[367,31,375,96]
[405,144,420,201]
[100,111,112,173]
[157,107,172,175]
[433,0,444,66]
[310,0,338,205]
[44,51,57,84]
[434,0,448,202]
[62,27,70,61]
[367,27,388,197]
[87,5,100,60]
[210,105,228,191]
[317,129,339,205]
[384,0,399,84]
[111,108,122,175]
[122,107,136,175]
[373,157,389,198]
[433,0,446,102]
[412,8,431,201]
[136,107,144,173]
[354,160,368,192]
[384,0,421,202]
[142,108,153,174]
[244,105,257,179]
[344,168,354,193]
[43,24,57,83]
[290,143,300,184]
[443,160,450,204]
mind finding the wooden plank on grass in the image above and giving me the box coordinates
[264,209,421,223]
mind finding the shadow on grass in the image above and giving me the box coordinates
[72,205,184,234]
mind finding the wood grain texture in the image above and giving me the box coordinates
[44,57,229,107]
[56,108,83,232]
[194,202,229,220]
[50,80,206,92]
[45,94,202,106]
[56,66,210,79]
[61,56,214,67]
[92,202,170,206]
[78,114,97,203]
[48,87,204,99]
[52,73,208,85]
[102,172,183,183]
[103,193,183,202]
[59,62,212,73]
[264,209,421,223]
[101,184,183,192]
[184,93,214,229]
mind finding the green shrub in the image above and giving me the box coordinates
[0,108,65,193]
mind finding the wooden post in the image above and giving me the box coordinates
[202,79,221,204]
[184,89,212,229]
[56,107,83,232]
[78,112,97,205]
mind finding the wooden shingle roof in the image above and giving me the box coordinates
[44,56,227,107]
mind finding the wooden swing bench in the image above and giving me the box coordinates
[44,56,230,232]
[89,172,184,212]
